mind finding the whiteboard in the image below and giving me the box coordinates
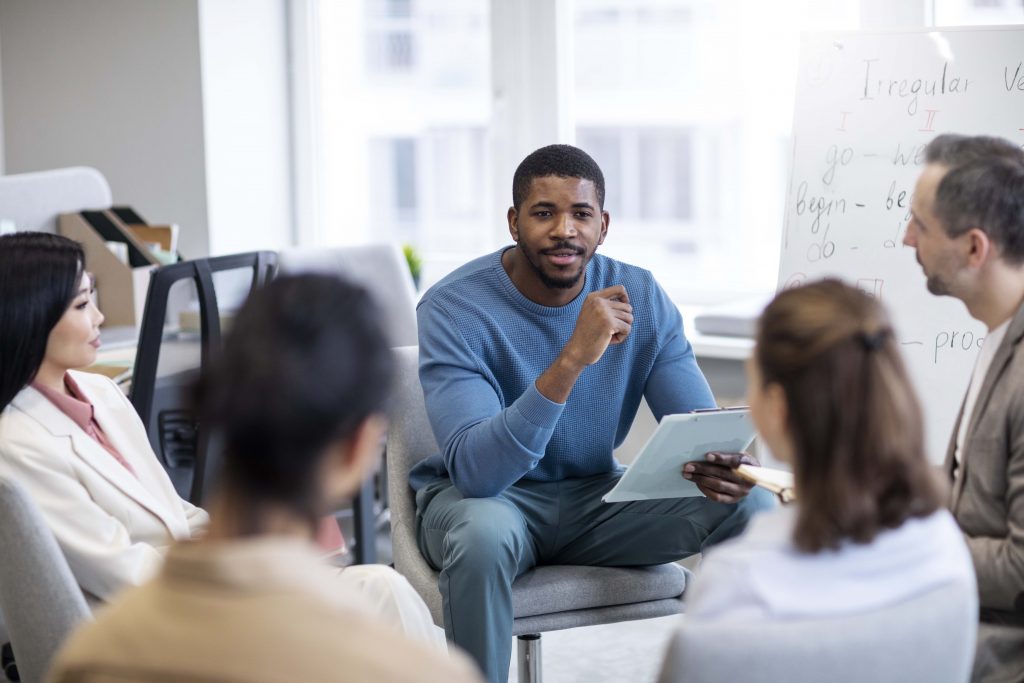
[779,27,1024,462]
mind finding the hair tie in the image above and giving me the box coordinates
[858,329,888,351]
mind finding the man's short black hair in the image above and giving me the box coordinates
[925,134,1024,264]
[512,144,605,211]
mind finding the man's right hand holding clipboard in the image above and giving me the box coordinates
[682,451,761,504]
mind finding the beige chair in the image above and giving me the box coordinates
[387,345,690,683]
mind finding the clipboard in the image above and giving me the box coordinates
[603,408,756,503]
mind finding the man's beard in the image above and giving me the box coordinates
[518,241,588,289]
[925,273,952,296]
[917,253,955,296]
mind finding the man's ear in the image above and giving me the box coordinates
[965,227,992,267]
[598,210,610,246]
[508,206,519,242]
[322,415,387,502]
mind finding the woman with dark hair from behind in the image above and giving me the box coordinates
[659,280,974,665]
[48,273,481,683]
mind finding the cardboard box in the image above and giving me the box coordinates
[58,208,174,328]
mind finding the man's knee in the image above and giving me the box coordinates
[438,500,528,571]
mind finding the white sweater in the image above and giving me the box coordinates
[686,505,975,621]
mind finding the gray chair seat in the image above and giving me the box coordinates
[511,563,685,619]
[402,558,687,637]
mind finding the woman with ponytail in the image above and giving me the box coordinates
[682,279,974,620]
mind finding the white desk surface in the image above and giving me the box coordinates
[690,332,754,361]
[95,326,201,378]
[681,309,754,362]
[98,315,753,368]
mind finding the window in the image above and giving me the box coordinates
[574,0,860,302]
[314,0,492,285]
[932,0,1024,24]
[307,0,865,296]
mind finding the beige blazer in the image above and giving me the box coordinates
[47,538,481,683]
[944,300,1024,616]
[0,370,208,604]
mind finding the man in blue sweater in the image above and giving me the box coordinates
[411,144,775,681]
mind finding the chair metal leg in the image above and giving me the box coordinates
[351,477,377,564]
[517,634,542,683]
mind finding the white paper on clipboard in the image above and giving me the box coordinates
[603,408,756,503]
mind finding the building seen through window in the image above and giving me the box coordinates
[933,0,1024,24]
[315,0,862,299]
[574,0,858,302]
[317,0,492,285]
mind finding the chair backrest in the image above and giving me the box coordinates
[657,580,978,683]
[277,244,418,347]
[130,251,278,504]
[0,477,90,683]
[385,345,440,579]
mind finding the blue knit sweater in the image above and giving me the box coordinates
[409,248,715,497]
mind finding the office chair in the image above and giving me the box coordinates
[130,251,278,504]
[0,477,91,683]
[279,244,419,564]
[386,345,690,683]
[656,580,977,683]
[277,244,418,347]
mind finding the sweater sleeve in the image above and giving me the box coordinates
[418,299,565,498]
[643,281,716,419]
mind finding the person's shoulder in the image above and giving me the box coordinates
[983,338,1024,430]
[899,509,970,556]
[0,386,55,450]
[67,369,121,396]
[420,250,503,305]
[589,253,655,284]
[320,617,482,683]
[588,254,665,301]
[281,585,482,683]
[701,505,796,568]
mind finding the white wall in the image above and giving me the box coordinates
[0,23,5,177]
[0,0,212,257]
[198,0,293,255]
[0,0,295,258]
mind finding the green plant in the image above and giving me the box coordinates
[402,243,423,286]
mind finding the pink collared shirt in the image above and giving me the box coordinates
[31,373,138,478]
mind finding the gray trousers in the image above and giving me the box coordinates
[416,471,776,683]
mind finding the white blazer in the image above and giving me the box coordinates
[0,370,208,605]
